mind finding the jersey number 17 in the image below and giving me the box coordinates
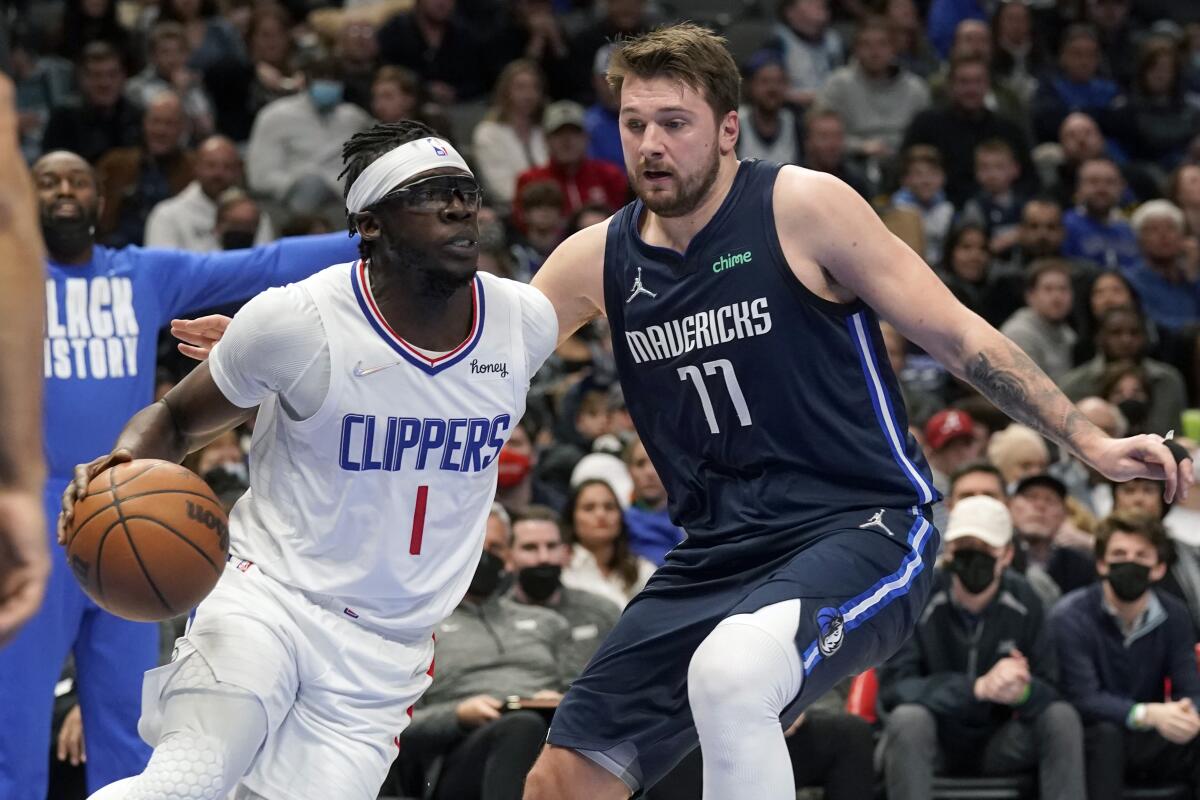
[677,358,752,435]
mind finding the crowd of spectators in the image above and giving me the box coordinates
[9,0,1200,796]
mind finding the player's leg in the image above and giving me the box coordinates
[73,601,158,793]
[523,745,632,800]
[86,647,270,800]
[0,518,86,800]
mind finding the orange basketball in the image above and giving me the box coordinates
[66,459,229,621]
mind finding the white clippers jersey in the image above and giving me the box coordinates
[211,261,556,635]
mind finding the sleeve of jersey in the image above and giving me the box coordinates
[520,285,560,378]
[208,284,327,410]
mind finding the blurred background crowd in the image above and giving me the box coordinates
[8,0,1200,796]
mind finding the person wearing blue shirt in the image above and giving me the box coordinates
[622,437,684,566]
[1125,200,1200,332]
[0,150,359,800]
[1050,512,1200,800]
[1062,158,1140,272]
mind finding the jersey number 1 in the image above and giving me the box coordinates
[410,485,429,555]
[677,359,752,435]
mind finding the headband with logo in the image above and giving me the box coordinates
[345,137,474,214]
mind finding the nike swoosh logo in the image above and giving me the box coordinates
[353,360,403,377]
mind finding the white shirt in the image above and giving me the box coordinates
[208,262,558,634]
[562,544,656,610]
[246,94,373,200]
[144,181,275,252]
[471,120,548,205]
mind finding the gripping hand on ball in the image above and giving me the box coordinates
[58,449,133,545]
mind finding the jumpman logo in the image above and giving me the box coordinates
[627,267,657,303]
[859,509,897,538]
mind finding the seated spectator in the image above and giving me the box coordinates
[513,101,627,228]
[42,42,141,163]
[1126,201,1200,332]
[1071,269,1148,363]
[879,321,942,424]
[559,0,651,104]
[95,91,194,248]
[901,53,1034,206]
[584,45,623,172]
[337,19,381,113]
[886,0,941,78]
[990,1,1048,106]
[1099,361,1160,435]
[1123,37,1200,171]
[246,55,372,217]
[561,478,656,609]
[398,510,566,800]
[127,22,215,139]
[504,505,620,679]
[925,0,986,58]
[927,20,1028,126]
[924,409,983,531]
[204,6,302,142]
[772,0,844,108]
[999,258,1077,383]
[622,437,684,566]
[1087,0,1140,88]
[801,108,871,198]
[988,424,1050,487]
[961,139,1026,256]
[1061,305,1187,437]
[879,495,1086,800]
[1049,112,1159,208]
[998,196,1102,319]
[145,135,272,251]
[369,66,420,125]
[153,0,246,75]
[58,0,132,63]
[892,145,954,265]
[737,51,802,165]
[818,17,931,165]
[1031,24,1120,143]
[567,205,611,235]
[1010,473,1097,595]
[212,189,263,251]
[1062,157,1140,271]
[495,419,566,514]
[377,0,485,103]
[472,60,548,210]
[509,181,565,280]
[939,220,1018,325]
[1051,512,1200,800]
[9,24,77,162]
[1168,163,1200,236]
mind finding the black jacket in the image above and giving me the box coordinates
[879,568,1061,744]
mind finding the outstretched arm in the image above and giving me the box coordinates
[780,167,1192,501]
[530,217,609,346]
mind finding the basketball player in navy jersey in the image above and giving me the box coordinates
[515,23,1193,800]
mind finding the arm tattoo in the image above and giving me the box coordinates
[964,346,1093,453]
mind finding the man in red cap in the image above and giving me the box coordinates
[924,409,983,532]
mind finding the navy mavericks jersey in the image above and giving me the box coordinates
[603,160,938,557]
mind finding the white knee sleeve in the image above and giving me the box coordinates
[89,651,269,800]
[687,599,804,800]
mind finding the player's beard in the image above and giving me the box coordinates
[41,207,97,261]
[634,146,721,218]
[378,237,475,300]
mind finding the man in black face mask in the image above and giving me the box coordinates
[397,506,572,800]
[880,495,1086,800]
[506,505,620,678]
[1051,512,1200,800]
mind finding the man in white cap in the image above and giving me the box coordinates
[878,495,1086,800]
[66,121,560,800]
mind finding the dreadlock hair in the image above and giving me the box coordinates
[338,121,443,258]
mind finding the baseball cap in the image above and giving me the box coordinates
[1014,473,1067,499]
[924,409,975,451]
[543,101,586,134]
[944,495,1013,549]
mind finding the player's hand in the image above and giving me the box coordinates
[0,489,49,647]
[171,315,232,361]
[1147,701,1200,744]
[56,704,86,766]
[1085,434,1193,504]
[784,711,807,738]
[455,694,502,728]
[58,449,134,545]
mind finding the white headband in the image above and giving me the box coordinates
[345,137,474,214]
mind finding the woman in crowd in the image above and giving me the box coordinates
[561,479,656,609]
[472,59,548,209]
[156,0,245,74]
[205,6,300,141]
[1123,37,1200,171]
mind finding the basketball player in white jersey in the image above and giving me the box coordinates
[57,121,559,800]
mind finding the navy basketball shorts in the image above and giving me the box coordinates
[547,507,939,792]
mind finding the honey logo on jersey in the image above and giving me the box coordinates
[470,358,508,378]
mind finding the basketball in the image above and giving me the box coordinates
[66,459,230,622]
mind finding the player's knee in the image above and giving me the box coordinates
[107,731,233,800]
[687,623,798,716]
